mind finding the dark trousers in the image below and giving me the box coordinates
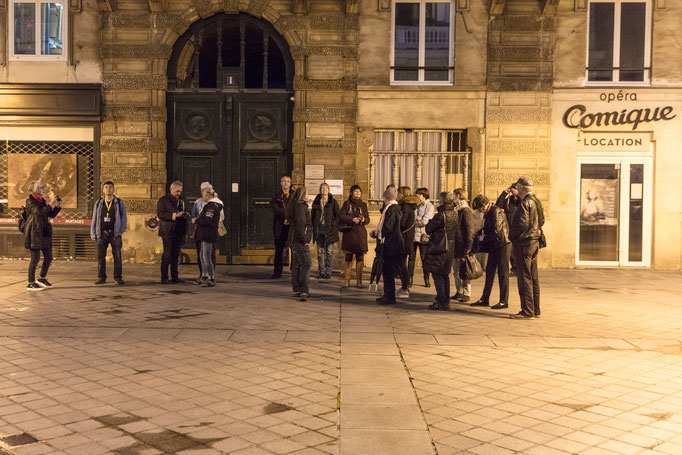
[382,256,398,302]
[273,226,290,276]
[433,273,450,305]
[291,243,311,294]
[397,255,409,289]
[97,232,123,280]
[28,246,52,283]
[408,242,429,282]
[513,241,540,316]
[195,239,216,275]
[161,236,183,281]
[480,243,511,304]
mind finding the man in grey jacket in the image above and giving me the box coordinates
[91,181,127,284]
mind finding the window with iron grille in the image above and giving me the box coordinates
[0,141,95,220]
[369,130,469,201]
[586,0,651,84]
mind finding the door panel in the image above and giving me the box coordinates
[244,157,278,248]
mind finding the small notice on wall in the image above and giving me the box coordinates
[326,179,344,196]
[305,165,325,180]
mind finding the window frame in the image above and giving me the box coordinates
[390,0,455,86]
[584,0,652,87]
[9,0,68,62]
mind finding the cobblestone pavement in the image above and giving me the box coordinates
[1,260,682,455]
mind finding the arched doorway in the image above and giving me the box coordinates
[167,13,294,264]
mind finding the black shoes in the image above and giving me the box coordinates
[95,279,106,285]
[271,273,282,279]
[491,303,509,310]
[171,278,185,284]
[36,278,52,288]
[452,292,462,300]
[424,276,431,288]
[470,300,489,307]
[376,297,396,305]
[161,279,170,284]
[115,278,125,285]
[428,302,449,311]
[27,282,44,291]
[510,311,534,319]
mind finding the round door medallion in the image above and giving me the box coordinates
[184,112,212,140]
[249,113,276,140]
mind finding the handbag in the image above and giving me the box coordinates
[427,214,448,255]
[459,253,483,281]
[339,204,356,233]
[539,229,547,249]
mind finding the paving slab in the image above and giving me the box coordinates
[340,429,435,455]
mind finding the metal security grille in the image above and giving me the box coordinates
[0,141,95,219]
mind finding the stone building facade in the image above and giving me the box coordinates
[0,0,680,270]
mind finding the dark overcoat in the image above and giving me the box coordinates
[311,194,340,245]
[23,195,60,250]
[340,198,370,254]
[422,204,459,276]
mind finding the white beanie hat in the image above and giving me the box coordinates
[200,181,212,192]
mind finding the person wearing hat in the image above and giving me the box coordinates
[509,177,545,319]
[339,185,370,288]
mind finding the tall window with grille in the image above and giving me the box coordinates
[586,0,651,84]
[369,130,469,201]
[391,0,454,84]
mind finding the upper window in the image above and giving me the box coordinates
[391,0,454,85]
[586,0,651,85]
[9,0,66,61]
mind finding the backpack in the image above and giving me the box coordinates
[18,206,27,233]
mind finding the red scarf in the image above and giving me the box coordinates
[31,193,43,203]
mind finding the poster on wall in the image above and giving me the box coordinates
[8,154,78,208]
[580,178,618,226]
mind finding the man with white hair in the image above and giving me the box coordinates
[191,182,217,284]
[157,181,189,284]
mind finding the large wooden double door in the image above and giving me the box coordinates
[167,93,292,263]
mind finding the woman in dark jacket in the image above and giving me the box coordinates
[374,187,403,305]
[196,187,224,287]
[397,187,419,294]
[311,183,340,280]
[423,192,459,310]
[339,185,370,288]
[23,181,61,291]
[289,187,313,301]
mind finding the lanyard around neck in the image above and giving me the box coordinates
[104,198,114,217]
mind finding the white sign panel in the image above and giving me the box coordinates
[305,165,325,179]
[326,179,344,196]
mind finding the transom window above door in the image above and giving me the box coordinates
[391,0,454,85]
[586,0,652,85]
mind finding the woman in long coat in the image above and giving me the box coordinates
[339,185,370,288]
[23,181,61,290]
[423,192,459,310]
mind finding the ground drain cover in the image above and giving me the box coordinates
[1,433,38,447]
[264,402,294,414]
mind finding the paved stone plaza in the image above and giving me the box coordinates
[1,261,682,455]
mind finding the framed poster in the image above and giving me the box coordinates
[580,178,618,226]
[8,154,78,208]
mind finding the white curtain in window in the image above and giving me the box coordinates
[421,132,442,198]
[373,132,394,199]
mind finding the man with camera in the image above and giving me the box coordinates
[91,181,127,285]
[157,181,189,284]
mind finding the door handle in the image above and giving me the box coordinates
[254,201,270,205]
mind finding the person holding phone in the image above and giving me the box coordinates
[157,180,189,284]
[23,181,61,291]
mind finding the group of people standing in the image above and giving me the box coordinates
[269,175,544,319]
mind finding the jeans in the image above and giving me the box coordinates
[316,238,334,276]
[28,246,52,283]
[273,226,290,276]
[97,232,123,280]
[408,242,429,281]
[195,239,216,275]
[201,241,216,278]
[382,256,398,302]
[480,243,511,304]
[291,243,311,294]
[161,236,183,281]
[453,258,471,296]
[433,273,450,305]
[513,241,540,316]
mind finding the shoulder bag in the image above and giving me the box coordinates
[427,214,448,255]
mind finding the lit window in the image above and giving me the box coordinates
[586,0,651,84]
[10,0,66,60]
[391,0,454,84]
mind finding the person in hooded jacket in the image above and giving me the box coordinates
[289,187,313,301]
[423,192,459,310]
[373,187,403,305]
[470,195,511,309]
[397,186,419,296]
[196,186,224,287]
[409,187,435,288]
[23,181,61,291]
[339,185,370,288]
[311,183,340,279]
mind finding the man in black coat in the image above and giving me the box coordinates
[157,181,189,284]
[496,182,520,275]
[374,187,403,305]
[509,177,545,319]
[270,175,293,279]
[470,195,511,309]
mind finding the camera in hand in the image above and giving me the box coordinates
[56,196,62,202]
